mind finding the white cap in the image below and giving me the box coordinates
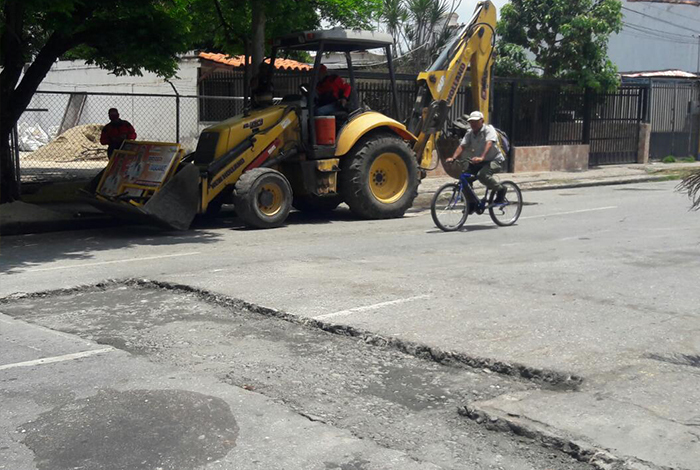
[467,111,484,122]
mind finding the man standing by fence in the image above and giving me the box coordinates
[100,108,136,157]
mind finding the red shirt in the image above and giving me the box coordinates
[100,120,137,155]
[316,75,351,105]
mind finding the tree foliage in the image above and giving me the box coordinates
[191,0,381,57]
[380,0,462,73]
[678,170,700,211]
[0,0,382,202]
[495,0,623,90]
[0,0,193,202]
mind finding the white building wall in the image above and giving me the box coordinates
[608,1,700,73]
[24,56,205,149]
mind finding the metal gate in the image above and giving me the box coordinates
[588,86,647,166]
[648,80,700,160]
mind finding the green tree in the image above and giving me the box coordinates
[496,0,622,89]
[197,0,381,72]
[493,43,537,78]
[381,0,461,73]
[0,0,193,203]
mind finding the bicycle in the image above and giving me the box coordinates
[430,171,523,232]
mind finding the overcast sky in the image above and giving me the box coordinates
[454,0,509,23]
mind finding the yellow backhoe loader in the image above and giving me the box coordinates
[85,1,496,230]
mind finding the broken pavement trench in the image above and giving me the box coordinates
[0,281,594,470]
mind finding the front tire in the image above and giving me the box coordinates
[431,183,468,232]
[340,133,419,219]
[233,168,292,229]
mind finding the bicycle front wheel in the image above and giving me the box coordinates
[489,181,523,227]
[431,183,468,232]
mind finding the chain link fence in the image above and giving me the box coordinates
[16,91,244,183]
[15,75,655,185]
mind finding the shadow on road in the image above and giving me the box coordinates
[425,224,499,234]
[0,224,222,275]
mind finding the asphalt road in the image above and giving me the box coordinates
[1,180,699,469]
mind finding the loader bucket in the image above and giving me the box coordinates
[85,163,201,231]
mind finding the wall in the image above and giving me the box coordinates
[21,56,204,150]
[512,145,589,173]
[638,123,651,164]
[609,1,700,73]
[36,56,200,95]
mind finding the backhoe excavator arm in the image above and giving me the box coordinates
[407,0,497,170]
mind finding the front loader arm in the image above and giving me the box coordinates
[407,0,497,170]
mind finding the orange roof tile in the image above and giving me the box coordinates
[199,52,311,71]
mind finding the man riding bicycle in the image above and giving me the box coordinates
[445,111,507,205]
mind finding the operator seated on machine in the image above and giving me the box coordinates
[445,111,507,205]
[315,64,352,116]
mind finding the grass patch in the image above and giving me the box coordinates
[662,155,676,163]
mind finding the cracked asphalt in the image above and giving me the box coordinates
[1,284,589,469]
[1,180,699,469]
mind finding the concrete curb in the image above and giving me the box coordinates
[459,404,663,470]
[411,175,679,210]
[517,175,679,192]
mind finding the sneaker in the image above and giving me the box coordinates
[494,187,507,204]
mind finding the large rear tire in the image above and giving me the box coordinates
[340,133,419,219]
[233,168,292,229]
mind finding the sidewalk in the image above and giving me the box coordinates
[412,161,699,209]
[2,162,699,236]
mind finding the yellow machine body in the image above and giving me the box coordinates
[410,0,497,170]
[335,112,417,156]
[87,2,496,230]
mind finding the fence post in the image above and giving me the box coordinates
[385,45,401,120]
[167,81,181,144]
[582,87,592,145]
[508,80,517,173]
[642,81,650,123]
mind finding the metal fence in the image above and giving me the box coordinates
[15,91,245,183]
[648,80,700,160]
[491,79,647,166]
[13,73,655,184]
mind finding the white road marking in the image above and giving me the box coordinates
[0,347,115,371]
[22,252,201,273]
[520,206,617,220]
[0,315,96,343]
[314,295,431,320]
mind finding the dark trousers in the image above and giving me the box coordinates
[463,160,504,192]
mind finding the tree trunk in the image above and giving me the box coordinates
[251,1,266,77]
[0,125,19,203]
[0,32,73,203]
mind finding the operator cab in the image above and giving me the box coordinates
[259,28,401,159]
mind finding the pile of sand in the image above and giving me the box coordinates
[25,124,108,162]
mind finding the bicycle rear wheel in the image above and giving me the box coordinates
[489,181,522,226]
[431,183,468,232]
